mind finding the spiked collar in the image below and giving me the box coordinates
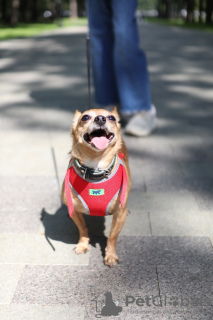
[73,155,117,181]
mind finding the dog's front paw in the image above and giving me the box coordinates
[104,253,119,267]
[74,237,89,254]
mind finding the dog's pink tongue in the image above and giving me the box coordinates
[91,137,109,150]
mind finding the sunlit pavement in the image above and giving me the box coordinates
[0,23,213,319]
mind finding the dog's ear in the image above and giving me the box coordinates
[112,106,118,115]
[112,106,120,123]
[72,110,81,130]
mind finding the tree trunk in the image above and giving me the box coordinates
[70,0,78,18]
[165,0,172,19]
[186,0,195,22]
[32,0,37,22]
[11,0,20,26]
[50,0,57,21]
[56,0,64,26]
[1,0,7,23]
[77,0,85,17]
[206,0,213,24]
[25,0,33,22]
[199,0,204,23]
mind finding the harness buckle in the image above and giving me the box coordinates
[81,167,87,180]
[103,169,110,178]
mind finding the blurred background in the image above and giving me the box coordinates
[0,0,212,40]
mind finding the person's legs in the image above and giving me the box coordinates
[87,0,157,136]
[111,0,151,113]
[86,0,119,106]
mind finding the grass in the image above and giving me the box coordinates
[145,17,213,32]
[0,17,88,41]
[1,16,212,41]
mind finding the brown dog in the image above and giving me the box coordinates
[61,107,131,267]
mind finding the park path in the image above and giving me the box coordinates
[0,22,213,319]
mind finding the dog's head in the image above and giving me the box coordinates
[71,107,122,155]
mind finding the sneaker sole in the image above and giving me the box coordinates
[124,123,158,137]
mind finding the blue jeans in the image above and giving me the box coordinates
[87,0,151,113]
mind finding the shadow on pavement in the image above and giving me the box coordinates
[1,26,213,134]
[40,204,107,258]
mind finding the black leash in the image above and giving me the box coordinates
[86,33,91,109]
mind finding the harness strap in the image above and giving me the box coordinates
[119,153,128,208]
[65,167,74,217]
[120,164,128,208]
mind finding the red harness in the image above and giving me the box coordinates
[64,154,127,217]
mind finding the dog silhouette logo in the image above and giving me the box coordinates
[92,291,122,318]
[101,291,122,317]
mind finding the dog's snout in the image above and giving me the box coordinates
[94,115,106,126]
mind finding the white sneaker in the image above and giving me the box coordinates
[124,105,158,137]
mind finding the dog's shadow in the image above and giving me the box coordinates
[40,204,107,257]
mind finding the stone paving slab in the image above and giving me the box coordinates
[45,109,74,133]
[104,210,151,237]
[0,305,84,320]
[0,145,55,176]
[0,234,89,265]
[12,264,158,305]
[128,190,209,236]
[0,105,52,131]
[0,264,24,304]
[0,130,50,146]
[157,262,213,308]
[145,176,213,193]
[170,142,213,163]
[85,306,213,320]
[54,150,70,183]
[0,177,60,210]
[158,261,213,283]
[180,162,213,178]
[0,176,61,233]
[131,189,199,214]
[145,177,213,214]
[129,158,183,190]
[48,130,72,178]
[88,236,213,270]
[159,281,213,306]
[193,193,213,212]
[210,237,213,248]
[0,209,43,234]
[150,210,213,236]
[12,236,212,315]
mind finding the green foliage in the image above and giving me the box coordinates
[146,16,213,30]
[0,17,87,40]
[153,0,212,23]
[138,0,158,10]
[0,0,212,27]
[0,0,79,25]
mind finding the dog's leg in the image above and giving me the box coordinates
[104,207,127,267]
[71,211,90,254]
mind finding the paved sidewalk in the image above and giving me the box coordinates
[0,23,213,319]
